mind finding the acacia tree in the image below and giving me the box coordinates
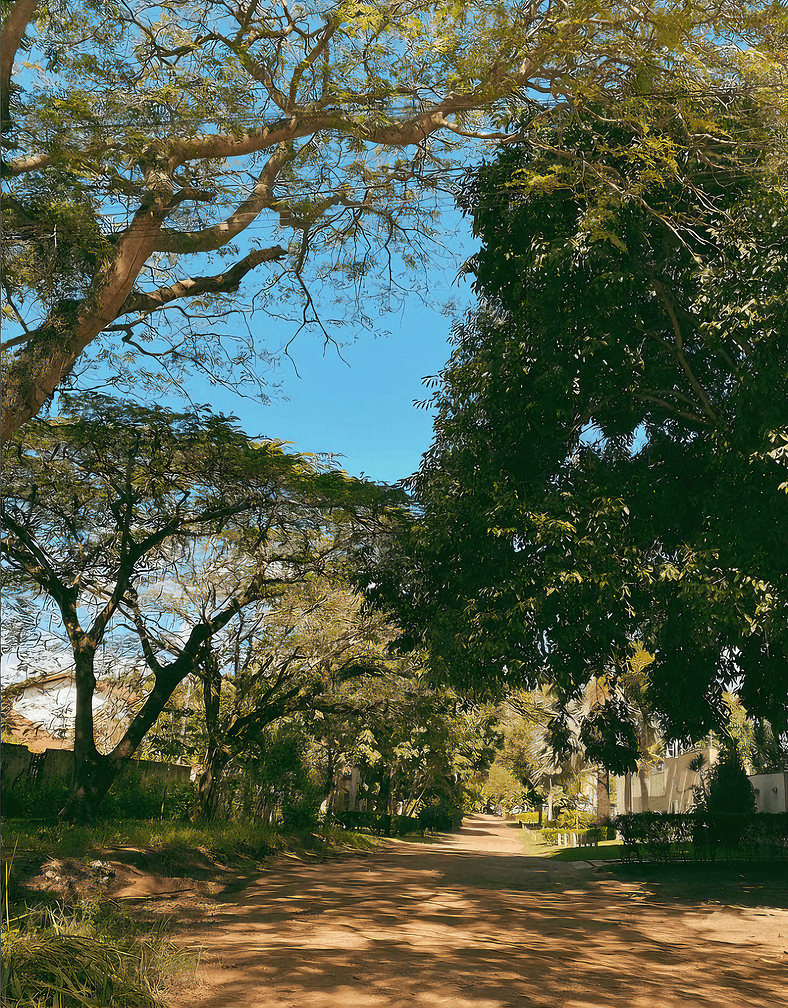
[367,97,788,761]
[144,561,405,820]
[0,393,405,819]
[2,0,781,438]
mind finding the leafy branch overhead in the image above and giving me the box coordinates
[364,94,788,758]
[2,0,784,437]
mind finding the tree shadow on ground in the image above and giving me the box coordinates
[164,818,787,1008]
[607,861,788,909]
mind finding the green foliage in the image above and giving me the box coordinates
[3,769,194,823]
[2,393,406,820]
[476,762,528,813]
[541,824,615,845]
[101,770,195,822]
[553,811,596,830]
[1,780,71,822]
[615,811,787,861]
[698,746,758,816]
[368,93,788,759]
[1,816,380,870]
[3,0,784,435]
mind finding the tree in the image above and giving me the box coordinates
[2,0,781,438]
[367,94,788,764]
[1,393,405,819]
[696,743,758,815]
[155,566,405,820]
[310,662,500,828]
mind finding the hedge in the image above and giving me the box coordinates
[614,812,788,862]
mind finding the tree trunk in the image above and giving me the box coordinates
[637,765,651,811]
[375,767,392,836]
[595,767,611,824]
[193,746,231,821]
[60,644,125,822]
[61,751,122,823]
[192,647,228,820]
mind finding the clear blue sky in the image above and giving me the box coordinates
[183,220,476,486]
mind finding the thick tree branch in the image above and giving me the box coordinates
[1,0,38,131]
[157,146,293,252]
[1,199,169,440]
[118,246,287,317]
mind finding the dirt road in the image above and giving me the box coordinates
[169,815,786,1008]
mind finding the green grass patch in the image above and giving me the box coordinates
[548,841,626,862]
[3,818,385,872]
[2,902,193,1008]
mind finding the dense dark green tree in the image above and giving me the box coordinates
[697,744,758,815]
[367,97,788,764]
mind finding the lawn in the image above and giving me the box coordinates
[516,828,624,862]
[547,841,626,862]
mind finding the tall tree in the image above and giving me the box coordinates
[367,95,788,761]
[1,393,405,818]
[2,0,781,437]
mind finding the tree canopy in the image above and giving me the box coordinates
[2,0,784,438]
[366,94,788,764]
[1,393,406,817]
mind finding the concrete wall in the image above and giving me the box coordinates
[1,743,33,789]
[614,757,787,816]
[1,742,191,791]
[749,772,788,813]
[614,743,716,814]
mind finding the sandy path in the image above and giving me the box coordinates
[169,815,786,1008]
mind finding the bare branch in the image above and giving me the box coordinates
[118,246,287,317]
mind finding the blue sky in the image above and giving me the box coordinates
[181,218,476,486]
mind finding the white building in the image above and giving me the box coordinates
[613,739,786,815]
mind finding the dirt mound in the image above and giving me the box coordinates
[17,845,243,907]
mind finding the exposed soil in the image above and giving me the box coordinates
[153,815,786,1008]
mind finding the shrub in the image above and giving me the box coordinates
[1,780,71,821]
[102,768,195,821]
[614,811,788,861]
[540,825,615,845]
[553,811,596,829]
[696,745,757,815]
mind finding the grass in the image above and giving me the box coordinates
[2,901,194,1008]
[516,829,625,862]
[2,817,384,1007]
[547,841,626,862]
[2,818,384,868]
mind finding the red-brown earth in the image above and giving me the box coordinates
[158,815,786,1008]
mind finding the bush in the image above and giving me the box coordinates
[553,811,596,829]
[696,745,757,815]
[3,765,195,823]
[1,780,71,821]
[102,768,194,821]
[614,811,788,861]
